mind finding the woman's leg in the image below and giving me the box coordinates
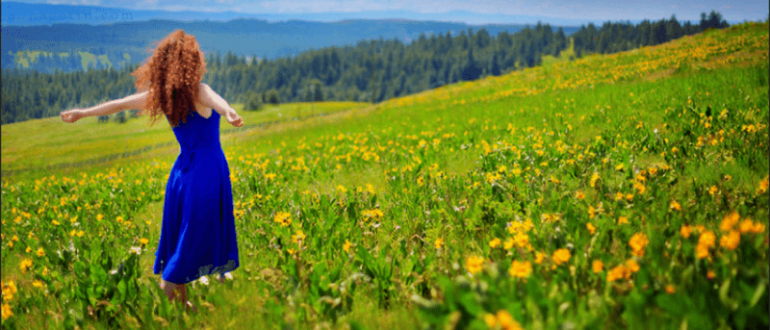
[160,278,196,313]
[160,278,177,301]
[179,284,197,313]
[160,278,186,302]
[177,284,187,302]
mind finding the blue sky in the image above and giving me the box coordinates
[10,0,769,25]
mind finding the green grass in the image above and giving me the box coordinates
[1,101,368,176]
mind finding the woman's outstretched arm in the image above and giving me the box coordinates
[199,83,243,127]
[60,91,148,123]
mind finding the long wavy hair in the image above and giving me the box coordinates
[131,29,207,128]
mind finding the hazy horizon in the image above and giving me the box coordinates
[4,0,766,27]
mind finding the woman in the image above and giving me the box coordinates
[60,29,243,314]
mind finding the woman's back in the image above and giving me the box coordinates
[170,107,222,152]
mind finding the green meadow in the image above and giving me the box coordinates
[1,102,364,176]
[1,22,768,330]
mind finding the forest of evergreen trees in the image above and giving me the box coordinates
[1,11,731,125]
[572,11,730,57]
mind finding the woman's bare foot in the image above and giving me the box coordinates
[185,300,197,314]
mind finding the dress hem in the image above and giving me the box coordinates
[154,259,239,285]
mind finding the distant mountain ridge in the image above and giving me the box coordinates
[1,7,581,73]
[2,1,601,26]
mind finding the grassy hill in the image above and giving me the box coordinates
[0,22,767,330]
[0,102,365,177]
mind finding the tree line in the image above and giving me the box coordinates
[572,11,730,57]
[1,11,730,125]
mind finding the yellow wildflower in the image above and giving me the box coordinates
[509,260,532,279]
[696,230,716,259]
[625,259,640,273]
[1,303,12,320]
[629,233,649,257]
[20,259,33,274]
[489,238,501,248]
[738,219,765,234]
[552,248,571,266]
[590,172,600,187]
[343,240,352,253]
[273,211,292,227]
[587,223,596,235]
[592,260,603,273]
[681,225,693,238]
[496,310,523,330]
[634,182,646,194]
[576,190,585,200]
[434,238,443,249]
[503,237,515,250]
[607,265,629,282]
[362,209,385,221]
[291,230,306,245]
[720,212,740,232]
[719,231,740,251]
[466,256,484,275]
[484,314,497,328]
[618,216,629,225]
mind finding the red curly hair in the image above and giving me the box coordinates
[131,29,207,128]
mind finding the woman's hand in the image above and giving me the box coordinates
[60,109,84,123]
[225,111,243,127]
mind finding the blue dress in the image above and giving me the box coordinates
[154,109,239,284]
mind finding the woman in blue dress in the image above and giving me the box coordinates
[60,29,243,313]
